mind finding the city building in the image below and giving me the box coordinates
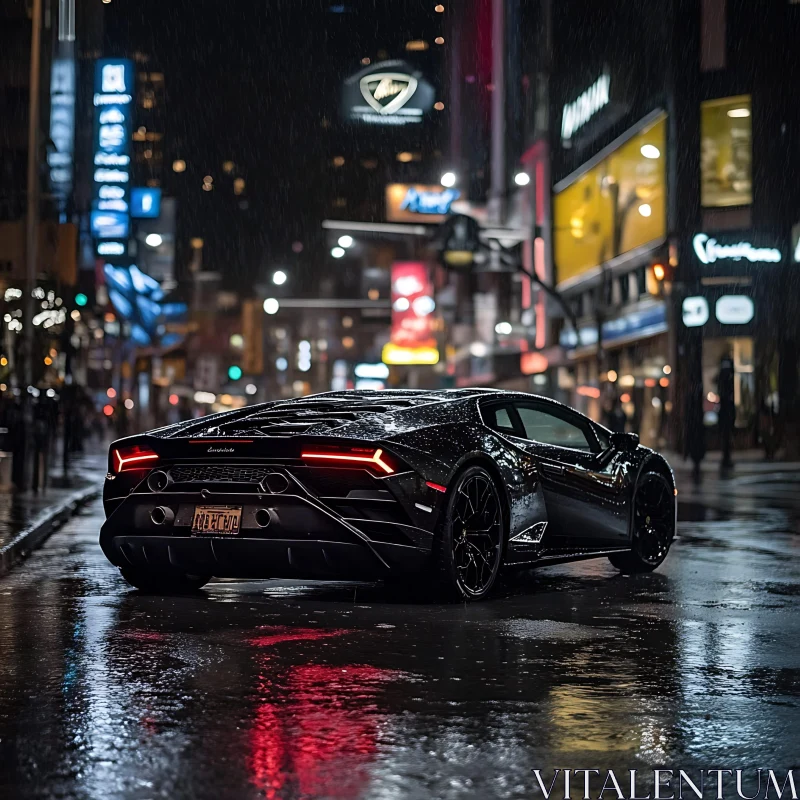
[508,0,800,454]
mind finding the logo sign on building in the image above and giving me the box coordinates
[692,233,782,265]
[716,295,754,325]
[47,58,76,213]
[561,72,611,141]
[342,60,435,126]
[382,262,439,365]
[92,59,133,241]
[682,296,710,328]
[131,187,162,219]
[386,184,460,223]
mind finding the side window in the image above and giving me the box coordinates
[483,404,519,437]
[514,404,594,451]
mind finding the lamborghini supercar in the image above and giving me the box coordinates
[100,389,676,600]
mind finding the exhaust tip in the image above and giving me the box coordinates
[263,473,290,494]
[150,506,175,526]
[254,508,272,528]
[147,470,170,493]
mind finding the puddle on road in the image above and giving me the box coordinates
[495,618,615,641]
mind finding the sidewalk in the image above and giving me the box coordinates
[661,448,800,521]
[0,451,105,577]
[661,448,800,476]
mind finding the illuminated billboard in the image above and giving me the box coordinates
[382,262,439,365]
[385,184,460,223]
[553,113,666,286]
[92,59,133,241]
[342,60,435,126]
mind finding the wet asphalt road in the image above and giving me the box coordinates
[1,468,800,800]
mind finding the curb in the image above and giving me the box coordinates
[0,484,102,578]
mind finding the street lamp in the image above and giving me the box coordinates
[338,235,354,248]
[331,246,345,259]
[263,297,279,315]
[440,171,456,188]
[145,233,162,247]
[272,270,287,285]
[514,171,530,187]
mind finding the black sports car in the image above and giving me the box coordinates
[100,389,676,600]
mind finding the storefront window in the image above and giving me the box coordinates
[554,114,666,285]
[702,336,755,427]
[700,95,752,207]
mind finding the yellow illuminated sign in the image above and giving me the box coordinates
[382,342,439,365]
[554,114,666,286]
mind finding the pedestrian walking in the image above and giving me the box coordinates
[605,396,627,433]
[717,349,735,469]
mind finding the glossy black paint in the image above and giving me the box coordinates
[99,389,676,581]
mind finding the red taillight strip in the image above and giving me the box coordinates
[426,481,447,493]
[301,448,395,475]
[115,450,159,472]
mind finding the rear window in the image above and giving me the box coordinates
[483,404,518,436]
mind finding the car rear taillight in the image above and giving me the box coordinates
[112,445,159,473]
[300,447,396,475]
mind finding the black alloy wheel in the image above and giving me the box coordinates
[438,465,505,600]
[119,567,211,593]
[609,471,674,573]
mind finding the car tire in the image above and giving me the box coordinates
[609,470,674,574]
[119,567,211,593]
[436,465,506,601]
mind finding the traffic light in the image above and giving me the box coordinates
[73,272,96,310]
[228,364,243,381]
[435,214,482,269]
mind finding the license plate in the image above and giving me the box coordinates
[192,505,242,535]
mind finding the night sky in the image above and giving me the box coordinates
[104,0,443,293]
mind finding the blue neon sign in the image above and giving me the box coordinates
[103,263,187,345]
[92,59,133,239]
[91,210,129,239]
[130,187,162,218]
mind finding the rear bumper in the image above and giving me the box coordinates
[99,487,434,580]
[104,534,429,580]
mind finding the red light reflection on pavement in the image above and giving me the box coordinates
[248,655,402,799]
[247,625,349,648]
[249,701,286,800]
[117,631,167,642]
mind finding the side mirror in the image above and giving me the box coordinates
[610,431,639,452]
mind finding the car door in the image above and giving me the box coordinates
[509,401,628,549]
